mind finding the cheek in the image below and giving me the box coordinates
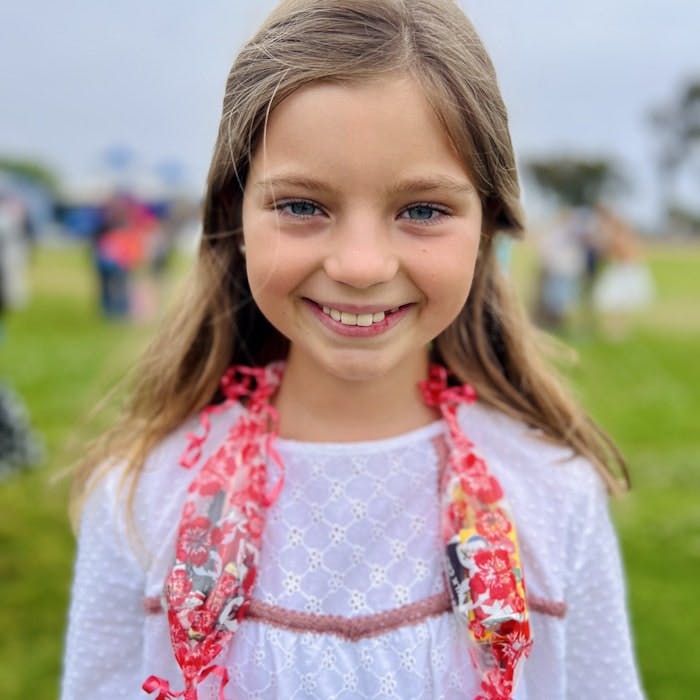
[425,241,479,306]
[245,254,283,302]
[242,214,281,294]
[244,237,304,305]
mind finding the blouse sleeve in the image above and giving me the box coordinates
[61,472,147,699]
[564,466,646,699]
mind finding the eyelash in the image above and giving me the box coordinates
[274,199,324,218]
[399,202,451,224]
[273,199,452,223]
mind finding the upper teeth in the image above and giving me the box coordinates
[321,306,391,326]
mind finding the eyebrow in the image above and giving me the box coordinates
[254,175,334,194]
[387,175,475,196]
[253,174,474,197]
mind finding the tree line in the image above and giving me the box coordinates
[526,76,699,234]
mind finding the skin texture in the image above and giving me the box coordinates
[241,75,483,440]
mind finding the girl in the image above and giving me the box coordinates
[62,1,645,698]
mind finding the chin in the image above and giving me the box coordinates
[318,349,425,386]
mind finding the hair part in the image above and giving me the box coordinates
[71,0,627,528]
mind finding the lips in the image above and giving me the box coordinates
[304,299,412,336]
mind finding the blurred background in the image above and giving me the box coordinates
[1,2,698,698]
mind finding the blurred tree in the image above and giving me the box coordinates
[525,156,626,207]
[649,77,700,226]
[667,204,700,237]
[0,157,59,194]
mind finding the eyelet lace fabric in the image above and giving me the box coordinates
[255,428,448,615]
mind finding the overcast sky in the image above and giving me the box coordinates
[1,1,698,228]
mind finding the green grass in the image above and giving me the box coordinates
[0,246,154,699]
[1,242,699,698]
[570,330,700,699]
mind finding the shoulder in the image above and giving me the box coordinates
[457,401,609,560]
[137,400,245,506]
[136,401,245,492]
[85,402,246,565]
[458,400,606,507]
[458,401,614,598]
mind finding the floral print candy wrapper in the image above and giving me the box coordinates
[144,364,285,700]
[421,365,532,700]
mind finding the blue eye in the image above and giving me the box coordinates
[279,200,321,217]
[401,204,447,222]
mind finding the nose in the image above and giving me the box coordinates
[323,215,399,288]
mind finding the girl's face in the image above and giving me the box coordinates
[241,75,482,388]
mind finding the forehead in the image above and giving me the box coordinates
[248,75,471,188]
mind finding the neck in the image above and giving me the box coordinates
[274,352,438,442]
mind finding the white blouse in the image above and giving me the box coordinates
[61,401,645,699]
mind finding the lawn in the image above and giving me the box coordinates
[1,241,698,699]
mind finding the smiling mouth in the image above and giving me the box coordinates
[317,304,406,327]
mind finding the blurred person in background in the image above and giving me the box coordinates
[0,380,43,480]
[0,191,31,321]
[592,205,655,339]
[91,192,158,319]
[533,207,588,330]
[130,197,191,322]
[0,192,42,477]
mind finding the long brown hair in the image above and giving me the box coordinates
[72,0,627,524]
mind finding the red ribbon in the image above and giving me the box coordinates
[181,364,284,469]
[143,665,230,700]
[142,675,183,699]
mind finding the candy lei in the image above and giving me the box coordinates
[421,365,532,700]
[143,363,532,700]
[143,364,285,700]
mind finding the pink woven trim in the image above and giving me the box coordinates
[527,593,568,618]
[145,589,567,624]
[143,596,163,615]
[247,592,451,641]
